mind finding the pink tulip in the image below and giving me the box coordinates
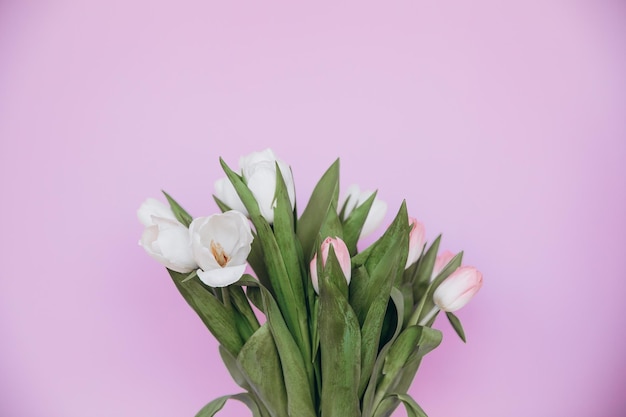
[405,217,426,269]
[431,250,456,281]
[433,266,483,312]
[310,237,351,294]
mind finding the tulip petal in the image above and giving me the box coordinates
[197,263,247,287]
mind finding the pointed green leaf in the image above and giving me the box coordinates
[410,235,441,302]
[246,286,264,313]
[272,162,312,363]
[297,159,340,260]
[194,395,228,417]
[361,287,406,417]
[162,190,193,227]
[194,393,264,417]
[356,240,403,396]
[349,203,408,335]
[318,254,361,417]
[218,346,248,389]
[374,393,428,417]
[220,157,309,362]
[342,190,378,255]
[236,324,289,417]
[382,326,422,376]
[230,286,260,339]
[247,231,271,291]
[168,270,243,356]
[261,288,316,417]
[212,195,231,213]
[446,311,466,343]
[388,326,443,398]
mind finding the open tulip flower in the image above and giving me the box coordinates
[138,149,483,417]
[190,211,254,287]
[139,215,197,273]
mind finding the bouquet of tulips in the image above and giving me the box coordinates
[138,149,483,417]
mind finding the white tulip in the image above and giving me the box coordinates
[189,211,254,287]
[137,198,177,226]
[139,216,197,273]
[339,184,387,237]
[214,149,295,223]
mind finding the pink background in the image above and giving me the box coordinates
[1,1,625,416]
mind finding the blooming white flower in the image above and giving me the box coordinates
[405,217,426,269]
[137,198,177,227]
[189,211,254,287]
[310,237,351,294]
[214,149,295,223]
[433,266,483,312]
[139,216,197,273]
[339,185,387,238]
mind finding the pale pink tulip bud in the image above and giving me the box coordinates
[310,237,351,294]
[433,266,483,312]
[405,217,426,269]
[431,250,456,281]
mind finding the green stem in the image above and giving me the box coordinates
[221,287,232,310]
[418,306,439,327]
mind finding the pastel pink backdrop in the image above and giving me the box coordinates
[1,1,625,416]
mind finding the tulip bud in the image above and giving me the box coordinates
[310,237,351,294]
[405,217,426,269]
[433,266,483,312]
[214,149,295,223]
[431,250,455,281]
[189,211,254,287]
[139,216,197,273]
[339,185,387,238]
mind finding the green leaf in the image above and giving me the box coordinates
[365,326,441,417]
[356,240,403,396]
[236,324,289,417]
[409,235,441,301]
[350,202,409,326]
[162,190,193,227]
[195,393,264,417]
[361,288,406,417]
[229,286,260,339]
[220,158,309,364]
[168,270,243,356]
[383,326,441,375]
[297,159,340,260]
[218,346,248,389]
[318,253,362,417]
[272,162,312,362]
[246,286,264,313]
[246,231,271,291]
[373,393,428,417]
[194,395,228,417]
[386,326,443,400]
[446,311,466,343]
[342,190,378,255]
[318,200,344,242]
[261,288,317,417]
[212,195,231,213]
